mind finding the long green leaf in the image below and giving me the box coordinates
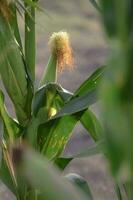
[53,89,97,119]
[50,67,104,142]
[27,84,67,148]
[0,159,17,196]
[41,115,78,159]
[0,15,28,124]
[0,148,27,200]
[33,68,104,158]
[51,91,102,142]
[0,15,27,98]
[80,109,102,141]
[10,4,22,49]
[25,1,36,82]
[12,146,90,200]
[55,140,103,170]
[0,91,21,141]
[74,66,105,97]
[33,80,101,158]
[65,140,103,159]
[51,66,106,119]
[10,4,34,120]
[31,83,70,147]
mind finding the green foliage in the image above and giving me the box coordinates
[99,0,133,199]
[0,14,28,125]
[1,0,132,199]
[55,140,103,170]
[0,1,104,199]
[12,146,92,200]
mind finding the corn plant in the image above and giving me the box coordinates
[91,0,133,199]
[0,1,105,199]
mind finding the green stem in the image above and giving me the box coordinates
[25,2,36,83]
[125,180,133,200]
[115,184,123,200]
[26,190,38,200]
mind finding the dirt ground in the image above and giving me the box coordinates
[0,0,117,199]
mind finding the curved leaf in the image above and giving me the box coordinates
[51,66,105,119]
[33,83,65,117]
[12,146,90,200]
[80,109,103,141]
[53,89,97,119]
[74,66,105,97]
[29,84,74,150]
[0,91,21,141]
[0,15,28,124]
[0,159,17,196]
[65,173,93,200]
[55,141,103,170]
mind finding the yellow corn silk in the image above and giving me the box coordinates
[49,31,74,72]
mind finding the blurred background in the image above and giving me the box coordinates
[0,0,116,199]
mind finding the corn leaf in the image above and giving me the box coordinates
[80,109,102,141]
[74,66,105,97]
[52,66,105,119]
[25,1,36,82]
[0,153,27,199]
[10,4,34,119]
[50,67,104,141]
[0,159,17,196]
[27,84,66,147]
[0,15,27,99]
[53,89,97,119]
[33,83,69,124]
[12,146,90,200]
[0,15,28,124]
[55,157,73,170]
[41,115,78,159]
[65,173,93,200]
[33,67,104,158]
[55,140,103,170]
[67,140,103,158]
[40,55,57,86]
[10,4,23,49]
[0,91,21,141]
